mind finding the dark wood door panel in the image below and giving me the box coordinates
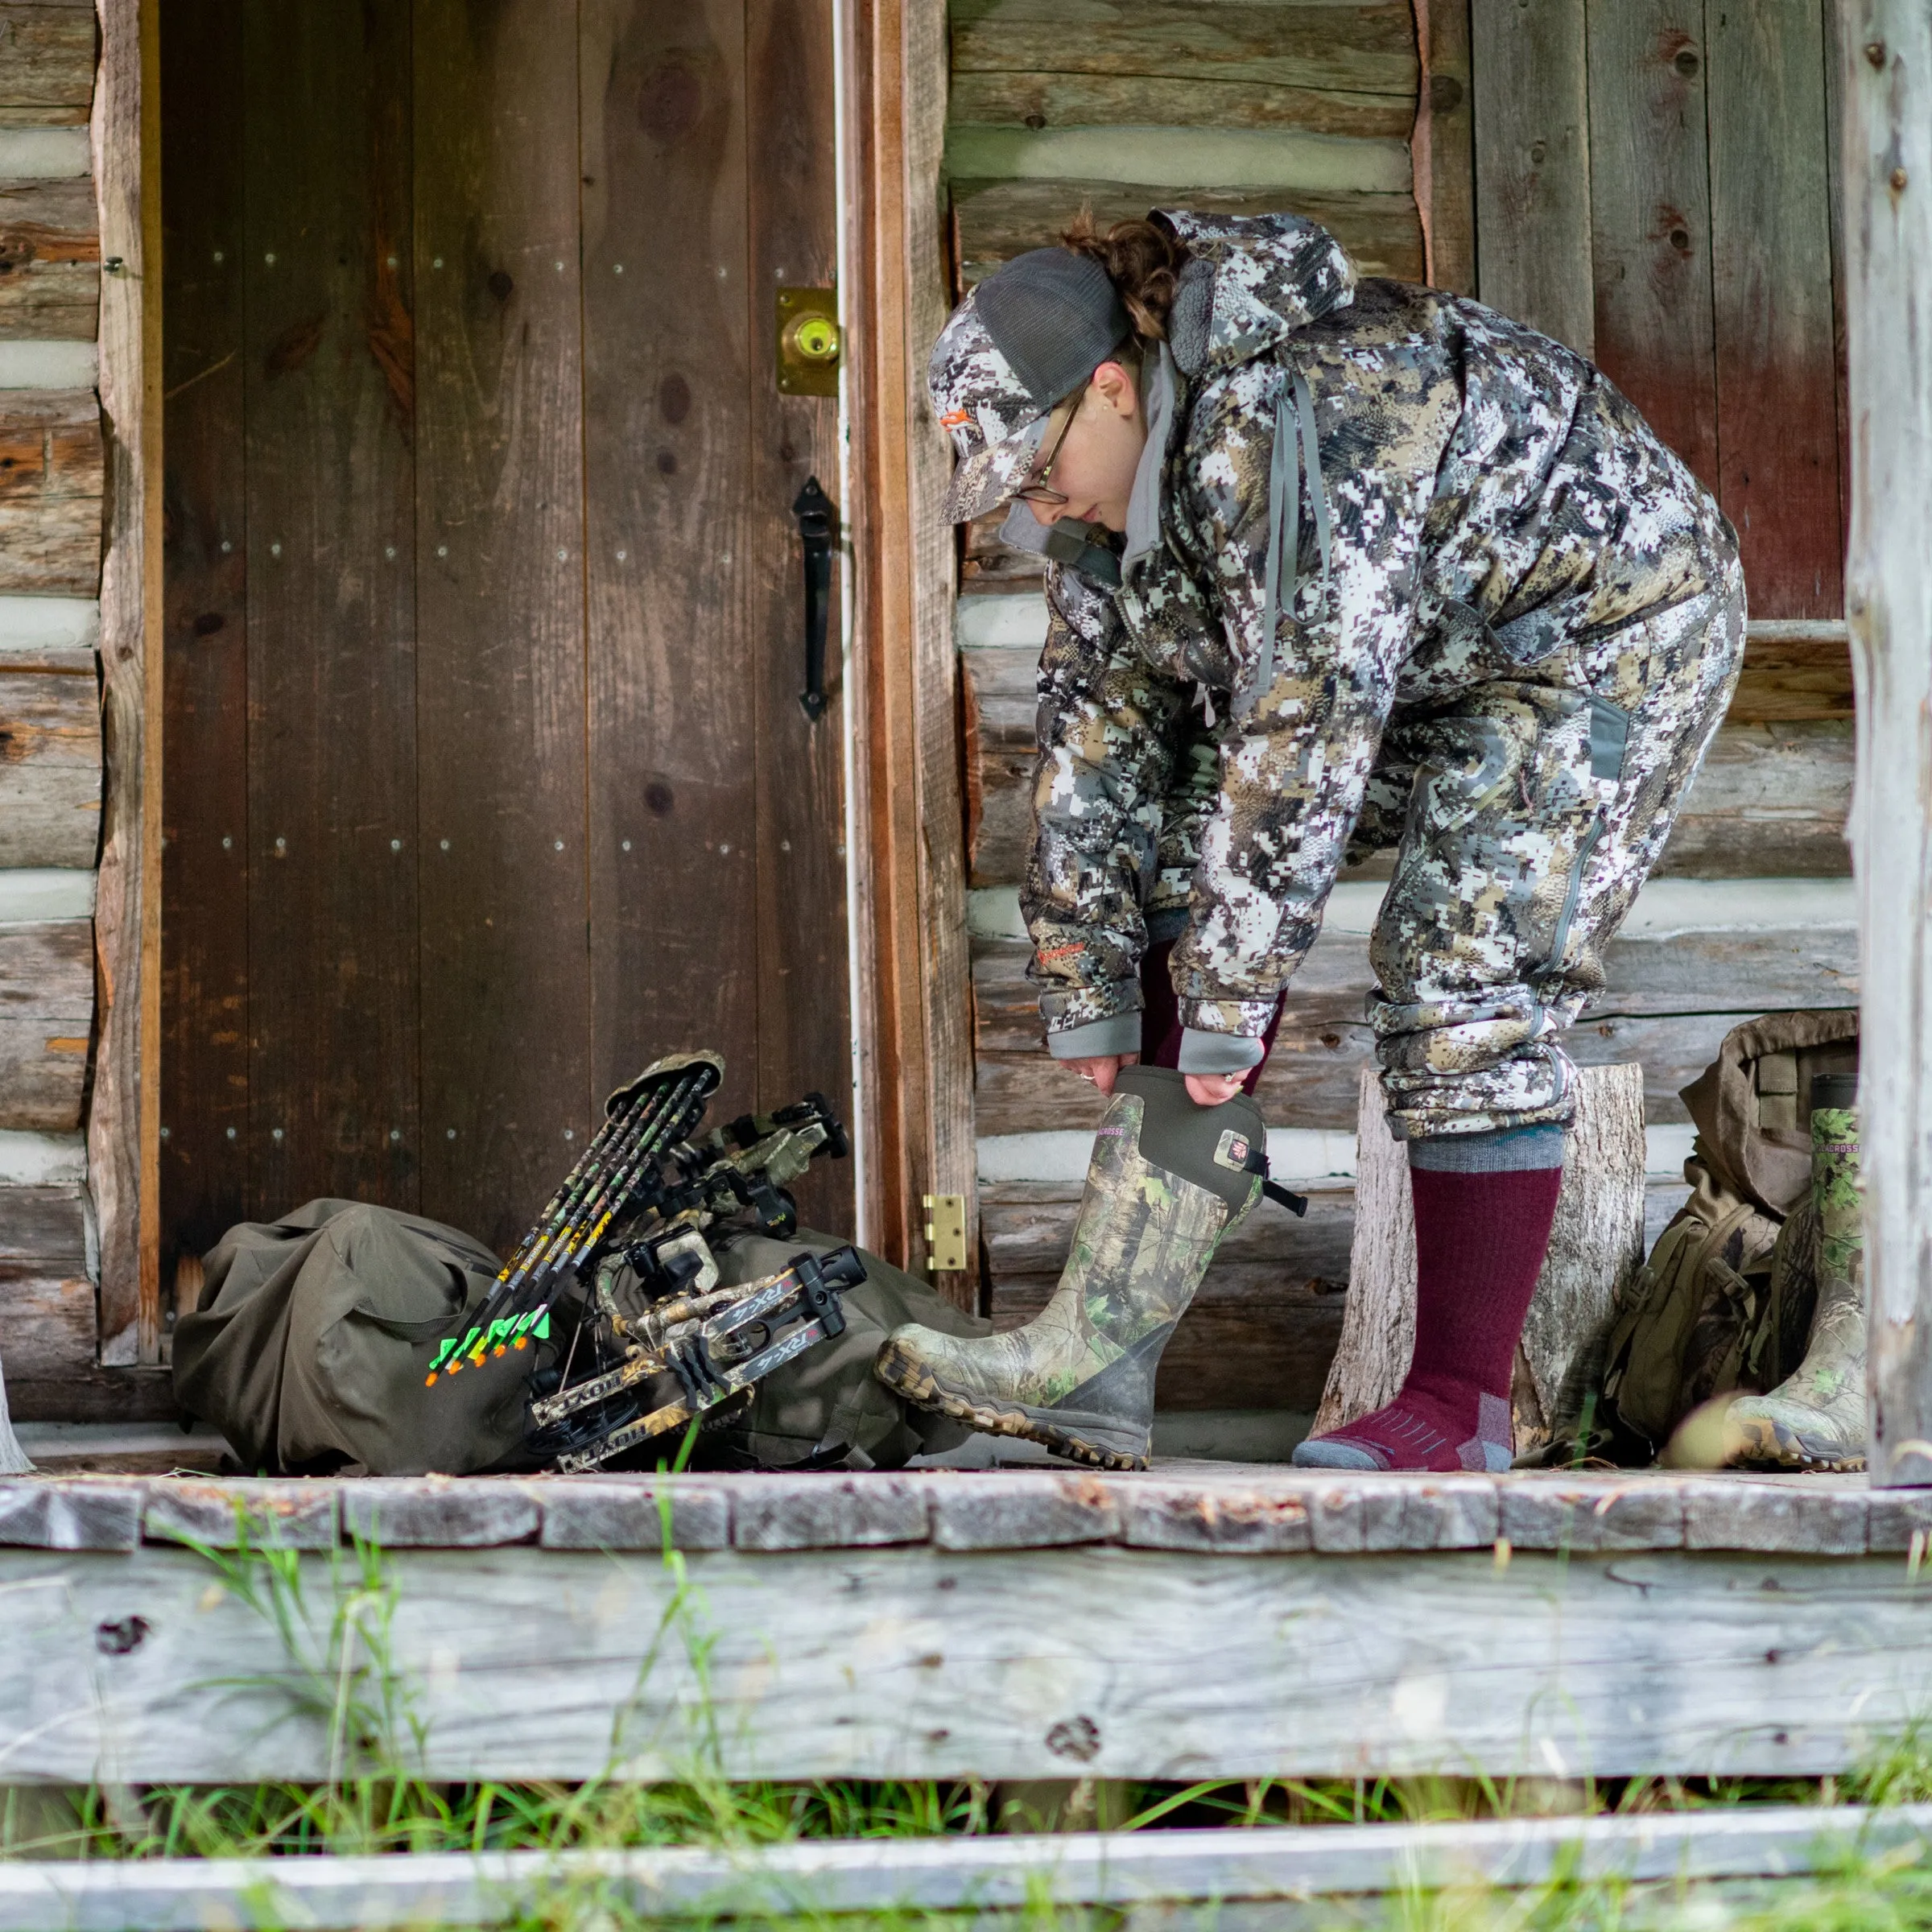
[159,0,250,1270]
[163,0,853,1288]
[242,0,421,1216]
[581,0,763,1128]
[413,0,592,1257]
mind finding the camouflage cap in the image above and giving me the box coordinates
[930,249,1132,523]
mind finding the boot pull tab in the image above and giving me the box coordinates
[1216,1124,1309,1216]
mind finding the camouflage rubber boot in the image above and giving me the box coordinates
[873,1065,1265,1470]
[1725,1075,1865,1470]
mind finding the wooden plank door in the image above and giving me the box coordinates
[161,0,853,1307]
[580,0,852,1233]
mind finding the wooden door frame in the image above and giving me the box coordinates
[105,0,976,1349]
[89,0,164,1366]
[836,0,976,1306]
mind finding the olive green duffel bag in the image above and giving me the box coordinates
[175,1202,986,1476]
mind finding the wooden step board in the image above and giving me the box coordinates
[0,1468,1918,1782]
[0,1803,1926,1930]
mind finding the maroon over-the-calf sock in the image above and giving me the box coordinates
[1295,1146,1563,1472]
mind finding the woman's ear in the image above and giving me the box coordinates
[1089,360,1140,421]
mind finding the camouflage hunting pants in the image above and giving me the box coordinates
[1352,551,1748,1140]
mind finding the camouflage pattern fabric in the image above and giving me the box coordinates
[873,1072,1261,1467]
[1020,211,1747,1137]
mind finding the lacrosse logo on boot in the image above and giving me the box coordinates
[1214,1128,1253,1171]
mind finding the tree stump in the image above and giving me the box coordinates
[1312,1063,1648,1456]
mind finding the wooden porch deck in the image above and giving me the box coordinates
[0,1465,1922,1787]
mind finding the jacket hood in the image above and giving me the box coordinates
[1154,210,1356,378]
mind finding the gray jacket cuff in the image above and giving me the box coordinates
[1046,1011,1143,1061]
[1176,1026,1265,1075]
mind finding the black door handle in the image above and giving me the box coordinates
[792,477,834,721]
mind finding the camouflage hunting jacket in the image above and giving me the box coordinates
[1027,208,1730,1063]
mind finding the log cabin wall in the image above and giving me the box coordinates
[0,2,155,1419]
[950,0,1857,1456]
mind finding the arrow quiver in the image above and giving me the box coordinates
[426,1047,859,1472]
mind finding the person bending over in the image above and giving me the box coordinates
[876,210,1743,1473]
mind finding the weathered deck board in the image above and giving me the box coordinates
[0,1469,1909,1781]
[0,1468,1892,1554]
[5,1802,1930,1930]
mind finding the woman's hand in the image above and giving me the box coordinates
[1062,1052,1139,1095]
[1183,1071,1248,1107]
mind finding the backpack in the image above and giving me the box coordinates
[175,1201,985,1476]
[1596,1009,1856,1463]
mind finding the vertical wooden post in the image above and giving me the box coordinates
[1842,1,1932,1486]
[89,0,162,1364]
[840,0,977,1304]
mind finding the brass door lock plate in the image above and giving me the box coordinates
[923,1192,968,1273]
[778,286,841,395]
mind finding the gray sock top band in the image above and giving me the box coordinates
[1407,1121,1567,1174]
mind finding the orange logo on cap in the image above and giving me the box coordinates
[939,407,973,428]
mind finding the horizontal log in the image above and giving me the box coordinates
[1727,633,1853,722]
[0,175,97,338]
[949,69,1417,139]
[949,0,1419,98]
[0,916,89,1127]
[0,493,97,592]
[0,1016,86,1128]
[0,1527,1918,1780]
[0,6,97,121]
[954,179,1425,284]
[0,1181,83,1262]
[0,658,100,866]
[0,386,99,499]
[975,1012,1740,1135]
[0,912,89,1013]
[5,1368,176,1424]
[1652,720,1852,877]
[947,125,1414,196]
[0,1260,94,1379]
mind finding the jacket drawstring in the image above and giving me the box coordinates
[1247,368,1331,716]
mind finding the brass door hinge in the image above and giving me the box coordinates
[922,1192,968,1273]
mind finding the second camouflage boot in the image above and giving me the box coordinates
[1724,1075,1865,1470]
[873,1065,1265,1470]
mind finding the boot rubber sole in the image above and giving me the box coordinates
[1725,1407,1866,1473]
[875,1338,1150,1472]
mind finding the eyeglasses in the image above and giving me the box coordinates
[1011,390,1083,506]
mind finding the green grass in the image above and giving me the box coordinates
[3,1499,1930,1929]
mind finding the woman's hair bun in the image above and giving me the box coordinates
[1059,209,1186,342]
